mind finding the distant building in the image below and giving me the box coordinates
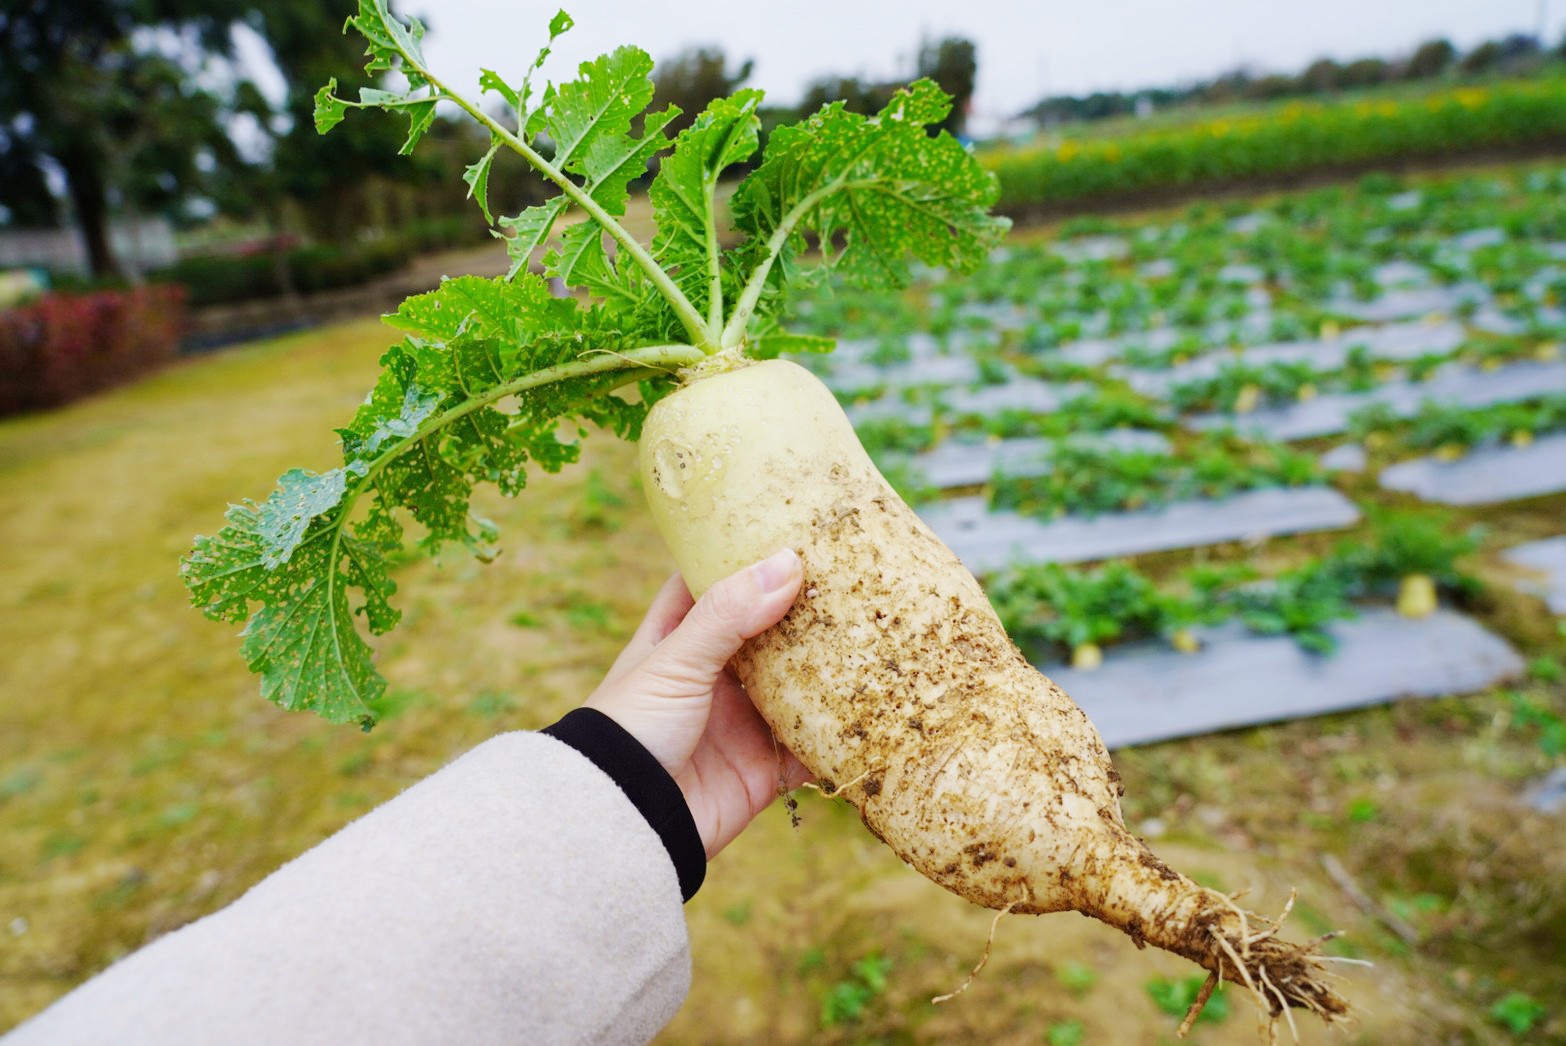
[0,218,177,278]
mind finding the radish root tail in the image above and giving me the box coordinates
[932,898,1021,1005]
[1186,891,1351,1042]
[1092,847,1353,1041]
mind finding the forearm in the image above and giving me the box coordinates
[5,732,693,1045]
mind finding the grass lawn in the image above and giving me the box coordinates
[1,314,1562,1042]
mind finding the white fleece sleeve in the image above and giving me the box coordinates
[3,732,691,1045]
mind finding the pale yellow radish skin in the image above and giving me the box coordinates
[640,358,1349,1028]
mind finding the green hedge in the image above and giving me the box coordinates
[155,217,480,307]
[0,285,186,415]
[983,79,1566,212]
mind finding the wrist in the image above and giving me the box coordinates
[580,695,692,779]
[541,708,706,901]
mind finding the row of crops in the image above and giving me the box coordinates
[982,78,1566,212]
[782,164,1566,745]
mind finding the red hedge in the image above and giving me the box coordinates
[0,285,186,416]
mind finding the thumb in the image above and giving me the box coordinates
[638,548,803,697]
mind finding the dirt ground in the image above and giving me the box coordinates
[0,314,1562,1041]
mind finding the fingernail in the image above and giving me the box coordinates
[750,548,800,594]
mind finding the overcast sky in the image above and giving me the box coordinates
[237,0,1556,130]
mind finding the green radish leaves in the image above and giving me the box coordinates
[494,47,677,298]
[312,2,1003,347]
[463,141,502,224]
[193,0,1008,726]
[314,0,442,152]
[544,46,658,172]
[651,90,764,319]
[469,9,573,222]
[183,272,703,726]
[313,80,350,135]
[184,497,391,726]
[480,9,574,120]
[540,100,679,295]
[724,81,1010,340]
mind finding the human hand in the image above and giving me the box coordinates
[586,549,811,859]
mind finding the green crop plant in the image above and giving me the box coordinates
[1349,395,1566,458]
[987,561,1169,668]
[987,434,1321,520]
[1221,560,1358,655]
[182,0,1005,726]
[1336,510,1482,616]
[984,80,1566,212]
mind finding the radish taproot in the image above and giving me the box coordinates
[643,358,1349,1029]
[183,3,1352,1035]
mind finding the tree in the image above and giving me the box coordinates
[1245,74,1299,100]
[653,47,754,135]
[799,76,897,117]
[1300,59,1342,94]
[244,5,427,244]
[1338,58,1389,89]
[1405,39,1456,80]
[1459,40,1504,75]
[0,0,248,277]
[791,35,975,138]
[1495,33,1543,71]
[1200,69,1255,104]
[1078,92,1133,120]
[916,36,977,138]
[93,49,252,232]
[0,134,58,228]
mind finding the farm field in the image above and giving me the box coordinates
[2,163,1564,1042]
[982,77,1566,215]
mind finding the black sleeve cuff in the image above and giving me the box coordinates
[541,707,706,902]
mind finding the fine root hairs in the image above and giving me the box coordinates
[1192,889,1350,1043]
[1176,972,1219,1038]
[931,894,1025,1005]
[772,731,803,830]
[800,765,877,799]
